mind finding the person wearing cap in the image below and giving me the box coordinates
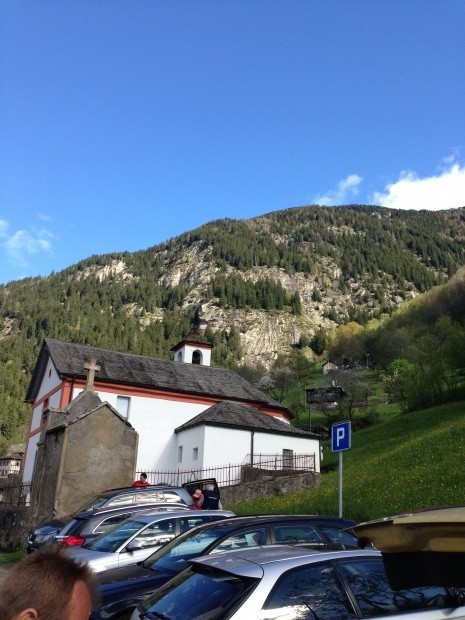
[191,488,204,509]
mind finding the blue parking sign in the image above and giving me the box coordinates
[331,421,351,452]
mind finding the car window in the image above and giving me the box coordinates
[211,528,267,553]
[87,520,145,552]
[133,519,175,548]
[75,494,107,513]
[273,525,323,545]
[134,490,163,503]
[137,566,257,620]
[148,528,233,574]
[106,493,135,507]
[336,557,458,617]
[319,525,359,548]
[92,513,132,536]
[163,490,185,503]
[58,518,80,536]
[261,562,356,619]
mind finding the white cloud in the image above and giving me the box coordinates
[314,174,363,206]
[372,160,465,211]
[3,227,54,266]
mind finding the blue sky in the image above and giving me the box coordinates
[1,1,465,285]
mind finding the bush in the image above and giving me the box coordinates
[352,408,380,430]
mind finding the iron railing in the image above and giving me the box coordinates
[0,482,31,506]
[139,453,316,488]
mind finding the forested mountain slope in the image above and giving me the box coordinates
[1,204,465,449]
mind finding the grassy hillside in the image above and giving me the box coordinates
[229,400,465,522]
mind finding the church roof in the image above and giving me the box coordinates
[170,328,212,352]
[175,401,310,437]
[26,339,290,417]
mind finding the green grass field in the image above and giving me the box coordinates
[229,399,465,522]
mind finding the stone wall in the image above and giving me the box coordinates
[221,471,320,506]
[0,506,30,549]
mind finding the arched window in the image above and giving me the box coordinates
[192,350,202,365]
[176,351,183,362]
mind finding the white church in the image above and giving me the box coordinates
[22,331,320,485]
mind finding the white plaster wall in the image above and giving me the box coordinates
[36,358,61,401]
[175,427,205,471]
[73,387,210,472]
[190,426,320,473]
[30,405,43,433]
[253,433,320,472]
[22,433,40,483]
[202,427,252,467]
[176,344,211,366]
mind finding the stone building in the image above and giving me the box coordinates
[29,377,138,522]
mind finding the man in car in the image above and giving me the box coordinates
[0,546,98,620]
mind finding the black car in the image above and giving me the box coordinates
[27,481,215,553]
[91,514,358,620]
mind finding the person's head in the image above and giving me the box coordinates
[139,472,148,481]
[205,483,215,491]
[193,489,202,498]
[0,546,98,620]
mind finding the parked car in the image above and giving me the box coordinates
[353,505,465,589]
[53,503,192,549]
[27,479,215,553]
[91,514,358,619]
[130,544,465,620]
[68,509,235,573]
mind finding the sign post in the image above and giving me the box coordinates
[331,421,351,518]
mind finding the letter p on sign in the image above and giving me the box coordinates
[331,421,351,452]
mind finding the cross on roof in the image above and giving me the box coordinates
[84,358,101,392]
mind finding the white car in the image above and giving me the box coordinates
[68,509,234,573]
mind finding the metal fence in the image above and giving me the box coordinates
[0,454,315,505]
[0,482,31,506]
[140,453,316,488]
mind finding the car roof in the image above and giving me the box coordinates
[97,485,179,498]
[140,508,235,517]
[191,545,380,578]
[126,509,234,524]
[173,514,356,531]
[75,502,191,521]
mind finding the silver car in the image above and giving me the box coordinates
[130,545,465,619]
[68,509,235,573]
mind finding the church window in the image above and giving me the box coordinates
[192,350,202,365]
[193,447,198,460]
[178,446,183,463]
[116,396,131,419]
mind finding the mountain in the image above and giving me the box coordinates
[1,203,465,449]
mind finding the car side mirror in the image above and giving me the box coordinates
[126,539,143,551]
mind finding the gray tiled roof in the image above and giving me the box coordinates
[175,401,310,437]
[26,339,290,416]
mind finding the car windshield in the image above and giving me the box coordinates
[74,494,108,513]
[144,525,239,575]
[57,518,80,536]
[85,520,145,553]
[137,565,257,620]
